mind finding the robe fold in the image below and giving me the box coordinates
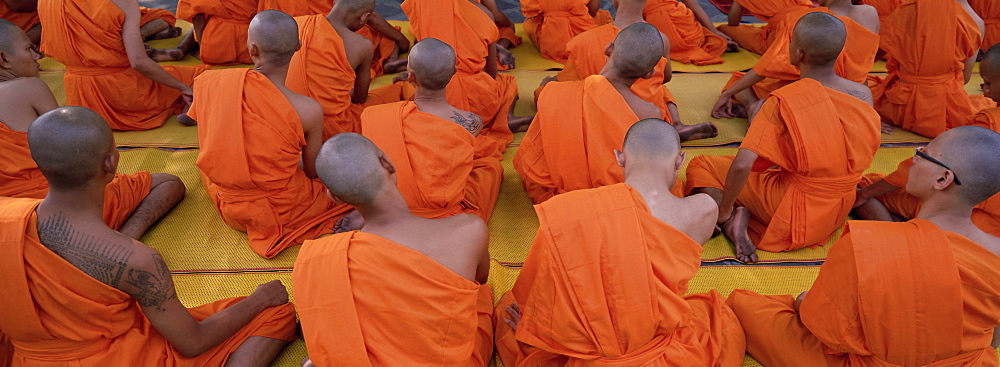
[0,2,38,32]
[361,101,502,221]
[686,79,880,252]
[728,219,1000,366]
[294,231,494,366]
[969,0,999,50]
[0,198,298,366]
[871,0,997,138]
[190,68,352,259]
[176,0,256,65]
[521,0,613,63]
[38,0,207,131]
[493,183,745,366]
[644,0,726,65]
[716,0,813,54]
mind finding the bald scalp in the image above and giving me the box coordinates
[28,107,114,190]
[611,23,663,80]
[981,43,1000,80]
[622,118,681,158]
[937,126,1000,205]
[0,19,23,54]
[317,133,386,206]
[333,0,375,16]
[249,10,300,64]
[792,12,846,66]
[409,38,456,91]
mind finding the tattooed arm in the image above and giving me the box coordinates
[449,111,485,137]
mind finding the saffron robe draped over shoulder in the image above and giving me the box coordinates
[176,0,256,65]
[727,219,1000,366]
[190,68,353,259]
[686,79,881,252]
[643,0,727,65]
[0,198,298,366]
[493,183,745,366]
[294,231,494,366]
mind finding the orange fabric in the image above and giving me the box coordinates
[177,0,256,64]
[644,0,726,65]
[686,79,880,252]
[521,0,612,63]
[717,0,813,54]
[357,25,402,79]
[969,0,999,50]
[728,220,1000,366]
[190,68,353,259]
[294,231,494,366]
[0,2,38,32]
[137,6,176,26]
[0,332,10,367]
[38,0,207,131]
[871,0,997,138]
[499,25,523,46]
[968,106,1000,131]
[402,0,519,156]
[361,101,502,221]
[493,183,745,366]
[0,198,297,366]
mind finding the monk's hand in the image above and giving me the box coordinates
[880,122,896,134]
[852,187,870,209]
[395,37,412,53]
[504,302,522,331]
[392,72,409,84]
[497,46,516,69]
[712,93,735,119]
[180,86,194,106]
[251,280,289,308]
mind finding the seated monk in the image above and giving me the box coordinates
[536,0,719,142]
[362,39,501,222]
[969,44,1000,131]
[515,23,687,204]
[521,0,613,63]
[717,0,813,54]
[644,0,737,65]
[478,0,520,70]
[37,0,207,131]
[0,106,297,366]
[189,11,356,259]
[1,0,181,46]
[294,133,493,366]
[728,126,1000,366]
[0,21,184,240]
[970,0,998,52]
[688,13,881,263]
[494,119,746,366]
[871,0,996,138]
[176,0,256,65]
[713,0,879,120]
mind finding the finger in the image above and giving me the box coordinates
[504,319,517,330]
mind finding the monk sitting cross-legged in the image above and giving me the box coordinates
[712,0,879,120]
[535,0,719,142]
[728,126,1000,366]
[0,21,184,240]
[969,0,998,52]
[176,0,256,65]
[294,133,494,366]
[0,106,298,366]
[515,23,687,204]
[189,10,356,259]
[494,119,746,366]
[521,0,613,63]
[2,0,182,46]
[644,0,737,65]
[362,39,502,222]
[716,0,813,54]
[688,13,881,263]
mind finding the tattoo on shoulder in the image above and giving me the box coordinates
[450,111,484,136]
[38,212,133,288]
[125,253,176,312]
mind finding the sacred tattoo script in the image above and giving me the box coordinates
[38,212,133,287]
[450,111,484,136]
[126,254,175,312]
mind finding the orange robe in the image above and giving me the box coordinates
[190,68,353,259]
[871,0,997,138]
[0,2,38,32]
[724,7,880,99]
[861,157,1000,236]
[728,220,1000,366]
[516,75,685,204]
[0,123,153,231]
[176,0,255,65]
[402,0,520,157]
[38,0,207,131]
[686,79,880,252]
[293,231,494,366]
[644,0,727,65]
[361,101,502,221]
[716,0,814,54]
[0,198,298,366]
[493,183,746,366]
[969,0,999,50]
[520,0,613,63]
[0,331,10,367]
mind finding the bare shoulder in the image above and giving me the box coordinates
[285,91,324,126]
[340,30,374,61]
[850,5,880,33]
[829,78,873,106]
[683,193,719,220]
[119,245,176,312]
[447,108,484,136]
[439,213,488,242]
[1,77,48,92]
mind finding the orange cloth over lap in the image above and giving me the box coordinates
[294,231,494,366]
[521,0,613,62]
[686,79,880,252]
[644,0,726,65]
[0,198,298,366]
[727,219,1000,366]
[176,0,255,65]
[190,68,353,259]
[716,0,813,54]
[969,0,999,50]
[493,183,745,366]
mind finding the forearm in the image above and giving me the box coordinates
[485,44,499,78]
[187,295,271,356]
[963,55,975,85]
[685,0,717,31]
[720,154,753,211]
[992,327,999,348]
[365,13,407,43]
[722,70,764,98]
[667,103,682,124]
[727,2,743,27]
[134,60,189,91]
[587,0,600,17]
[859,180,901,201]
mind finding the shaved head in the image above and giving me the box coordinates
[622,118,681,159]
[982,44,1000,80]
[334,0,375,16]
[248,10,300,64]
[408,38,455,91]
[0,19,22,54]
[317,133,387,206]
[791,12,846,66]
[28,107,115,190]
[935,126,1000,205]
[610,23,663,80]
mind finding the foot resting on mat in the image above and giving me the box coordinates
[721,207,759,263]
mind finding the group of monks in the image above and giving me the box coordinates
[0,0,998,364]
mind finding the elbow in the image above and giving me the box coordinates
[130,59,154,74]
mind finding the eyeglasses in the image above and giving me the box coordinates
[914,147,962,185]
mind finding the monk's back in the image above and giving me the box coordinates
[883,0,979,76]
[403,0,495,74]
[0,78,45,132]
[37,0,129,67]
[831,3,879,33]
[363,214,485,281]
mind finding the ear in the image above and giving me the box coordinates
[378,153,396,175]
[675,151,686,171]
[103,150,118,175]
[0,50,10,69]
[931,169,958,192]
[407,70,417,84]
[360,12,372,25]
[604,42,615,57]
[640,68,656,80]
[614,148,626,167]
[248,42,260,59]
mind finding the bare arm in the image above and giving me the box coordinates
[4,0,36,13]
[854,179,901,208]
[299,100,324,179]
[109,0,191,95]
[351,40,373,104]
[28,78,59,115]
[485,43,499,78]
[192,13,206,41]
[963,54,976,85]
[712,69,764,118]
[718,148,757,223]
[365,12,410,52]
[991,327,999,348]
[681,0,729,38]
[727,2,744,27]
[588,0,601,17]
[481,0,514,28]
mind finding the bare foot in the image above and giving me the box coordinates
[149,26,182,40]
[508,115,533,133]
[676,122,719,141]
[392,72,409,84]
[334,210,364,233]
[721,207,758,263]
[880,121,896,134]
[148,47,184,62]
[177,113,197,126]
[730,103,748,119]
[726,41,739,53]
[497,46,516,69]
[382,58,408,74]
